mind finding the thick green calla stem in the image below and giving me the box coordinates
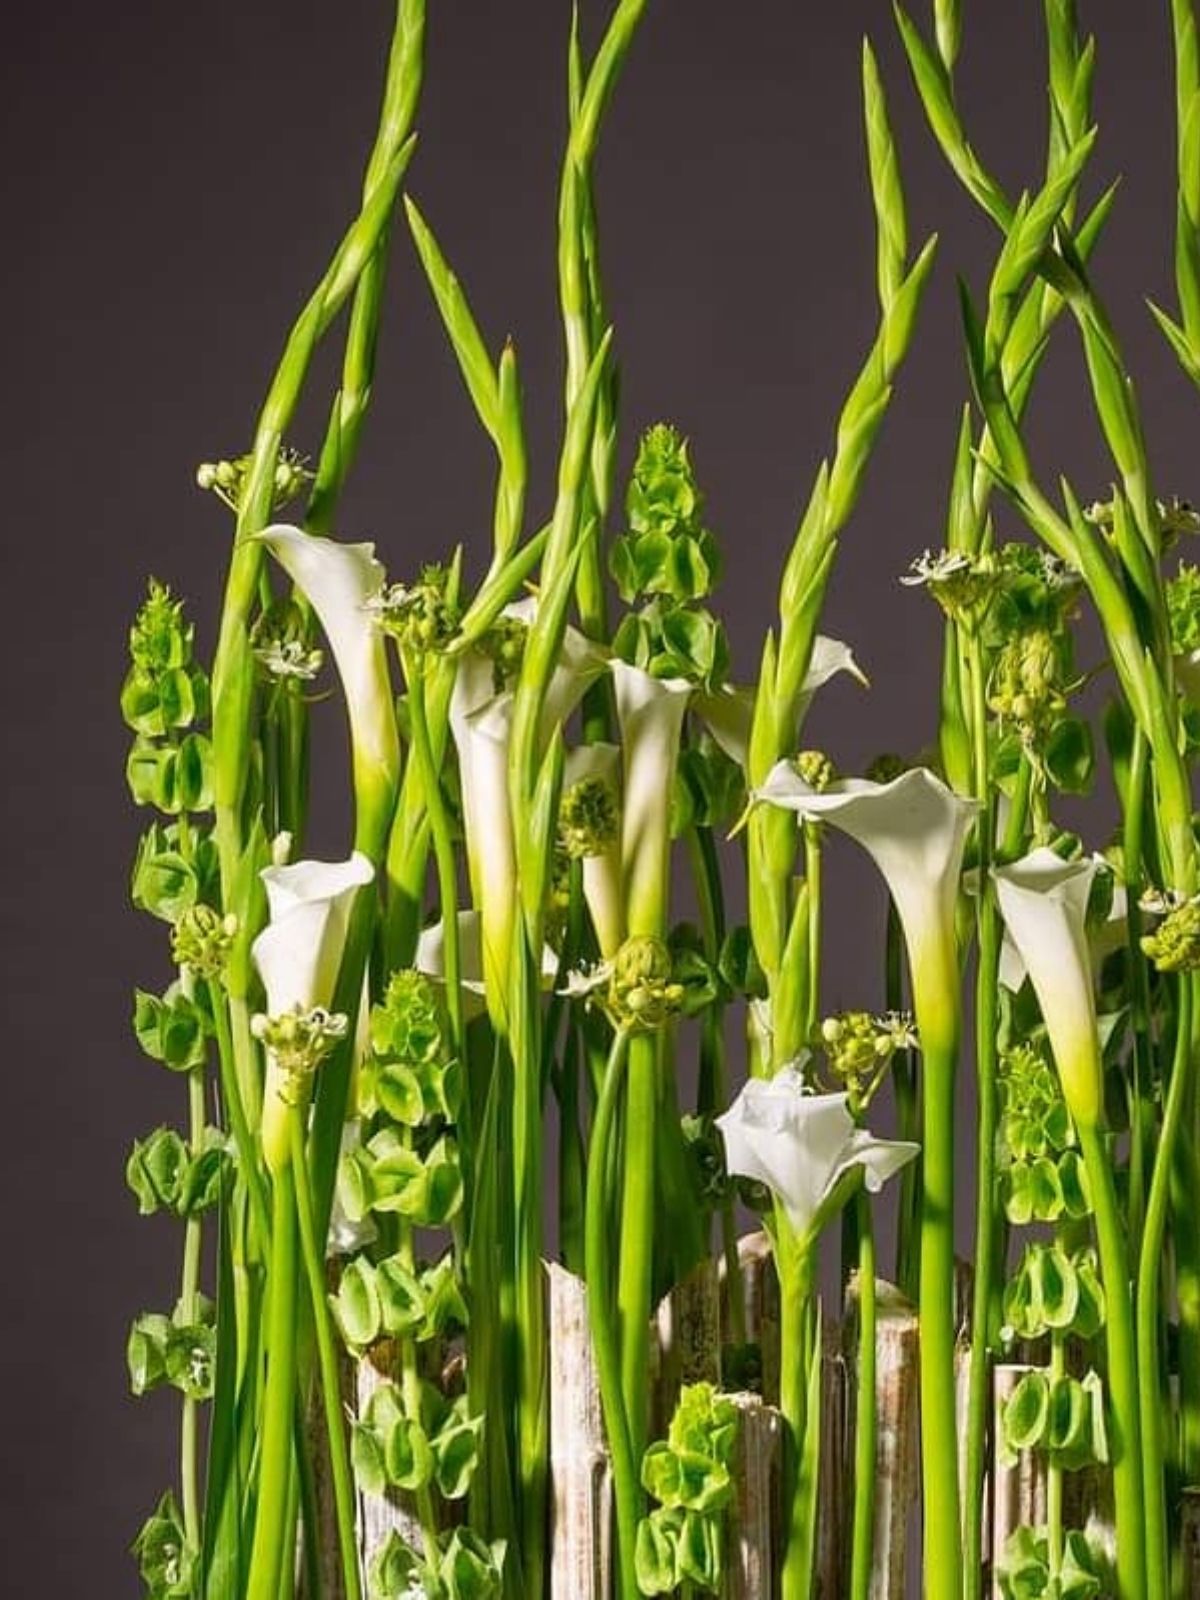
[617,1025,657,1463]
[1078,1119,1147,1600]
[585,1029,640,1600]
[290,1114,361,1600]
[1137,977,1194,1599]
[778,1236,818,1600]
[245,1167,299,1600]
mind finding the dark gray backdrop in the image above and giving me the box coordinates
[1,1,1194,1590]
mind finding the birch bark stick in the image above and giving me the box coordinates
[547,1262,614,1600]
[722,1392,783,1600]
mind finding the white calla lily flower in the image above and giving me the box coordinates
[415,908,560,1001]
[694,635,866,769]
[754,764,976,1040]
[252,851,374,1169]
[563,741,624,958]
[993,849,1104,1125]
[612,660,693,935]
[716,1068,918,1237]
[257,525,399,855]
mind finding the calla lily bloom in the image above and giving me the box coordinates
[695,635,867,769]
[716,1067,917,1238]
[993,849,1104,1126]
[612,660,692,935]
[753,765,976,1038]
[415,908,559,1001]
[449,602,603,1016]
[562,741,624,958]
[998,864,1125,994]
[257,525,400,857]
[252,851,374,1170]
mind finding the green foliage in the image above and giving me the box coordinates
[610,424,720,604]
[369,1527,505,1600]
[1002,1243,1106,1344]
[133,984,211,1072]
[330,1250,467,1353]
[128,1299,216,1401]
[131,824,219,923]
[613,596,730,690]
[634,1383,740,1594]
[352,1380,483,1503]
[126,1126,227,1217]
[132,1491,197,1599]
[996,1525,1104,1599]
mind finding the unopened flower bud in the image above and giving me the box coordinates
[559,775,620,858]
[794,750,836,792]
[1140,896,1200,973]
[252,1004,349,1102]
[608,935,685,1031]
[365,563,461,655]
[171,904,238,980]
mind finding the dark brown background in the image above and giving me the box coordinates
[1,1,1194,1588]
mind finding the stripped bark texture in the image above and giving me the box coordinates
[990,1364,1048,1598]
[1182,1488,1200,1599]
[299,1348,358,1600]
[954,1341,974,1536]
[816,1315,847,1600]
[548,1263,614,1600]
[722,1392,783,1600]
[720,1230,781,1405]
[843,1279,919,1600]
[654,1255,721,1433]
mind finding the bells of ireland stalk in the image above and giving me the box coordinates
[252,852,374,1173]
[753,762,975,1600]
[716,1069,917,1240]
[257,526,400,860]
[992,848,1146,1599]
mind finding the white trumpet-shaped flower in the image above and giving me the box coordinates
[754,764,977,1042]
[993,849,1104,1126]
[252,851,374,1170]
[562,741,624,958]
[612,660,692,935]
[716,1068,918,1237]
[258,525,399,856]
[695,635,867,769]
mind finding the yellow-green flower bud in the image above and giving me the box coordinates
[794,750,837,792]
[196,446,310,513]
[819,1010,918,1109]
[251,1004,349,1104]
[171,905,238,980]
[607,935,685,1031]
[559,774,620,859]
[988,627,1068,747]
[1140,897,1200,972]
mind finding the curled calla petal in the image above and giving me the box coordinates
[694,636,866,768]
[252,851,374,1170]
[612,659,693,935]
[754,764,976,1038]
[716,1068,917,1237]
[999,869,1126,993]
[258,525,399,854]
[993,848,1103,1125]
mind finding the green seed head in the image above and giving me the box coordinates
[559,775,620,858]
[171,904,238,980]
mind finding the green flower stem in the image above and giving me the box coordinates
[289,1113,361,1600]
[211,988,271,1255]
[1122,725,1154,1252]
[617,1024,657,1464]
[245,1166,299,1600]
[1048,1327,1065,1574]
[179,1062,206,1547]
[1077,1118,1147,1600]
[1174,990,1200,1491]
[912,977,963,1600]
[777,1234,818,1600]
[585,1028,640,1600]
[1137,976,1195,1598]
[803,823,822,1039]
[963,634,999,1596]
[848,1192,877,1600]
[887,903,919,1300]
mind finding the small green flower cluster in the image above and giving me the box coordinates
[127,1125,227,1219]
[251,596,324,685]
[195,445,311,512]
[818,1009,918,1111]
[1167,561,1200,655]
[611,424,720,604]
[170,904,237,980]
[369,1526,504,1600]
[368,563,462,655]
[996,1526,1105,1600]
[794,748,837,792]
[559,772,620,858]
[252,1004,348,1102]
[612,424,729,689]
[1140,894,1200,972]
[478,611,528,687]
[635,1382,741,1595]
[123,580,214,819]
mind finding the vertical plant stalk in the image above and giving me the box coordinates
[290,1114,362,1600]
[179,1057,206,1547]
[584,1029,640,1600]
[245,1167,299,1600]
[1137,976,1195,1597]
[777,1235,818,1600]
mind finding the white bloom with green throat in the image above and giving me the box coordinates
[992,848,1103,1126]
[252,851,374,1171]
[716,1067,917,1238]
[257,525,400,858]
